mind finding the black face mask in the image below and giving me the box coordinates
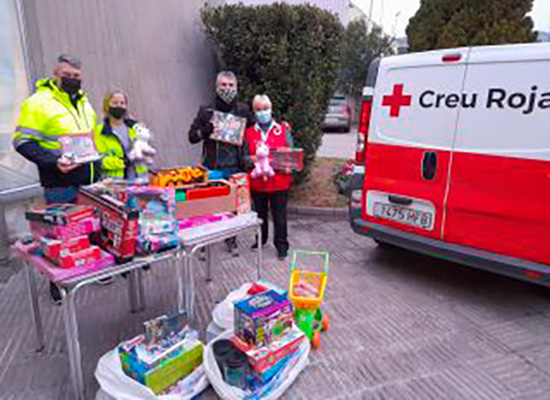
[109,106,127,120]
[60,77,81,96]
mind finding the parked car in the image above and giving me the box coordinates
[322,95,352,132]
[349,43,550,286]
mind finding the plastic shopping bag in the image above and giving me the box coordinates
[204,329,310,400]
[95,348,209,400]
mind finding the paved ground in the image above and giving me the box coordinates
[2,217,550,399]
[317,129,357,159]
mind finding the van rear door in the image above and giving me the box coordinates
[362,49,470,239]
[444,44,550,265]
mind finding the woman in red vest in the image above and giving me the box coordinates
[244,95,294,260]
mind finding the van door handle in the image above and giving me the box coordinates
[388,195,413,206]
[422,152,437,180]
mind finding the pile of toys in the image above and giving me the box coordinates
[119,312,204,395]
[19,165,253,272]
[25,204,110,269]
[212,284,306,391]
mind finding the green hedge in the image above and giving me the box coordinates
[202,3,343,182]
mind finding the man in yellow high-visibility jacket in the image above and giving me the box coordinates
[13,54,99,304]
[13,54,98,205]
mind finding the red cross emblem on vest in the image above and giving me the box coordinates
[382,84,412,117]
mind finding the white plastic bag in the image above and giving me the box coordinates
[213,281,287,330]
[213,283,253,330]
[204,329,310,400]
[95,348,209,400]
[207,321,226,343]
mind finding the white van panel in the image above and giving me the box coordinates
[454,45,550,161]
[370,49,470,151]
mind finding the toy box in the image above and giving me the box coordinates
[149,166,207,187]
[58,132,102,164]
[119,323,203,395]
[270,148,303,172]
[78,186,139,262]
[247,354,292,389]
[232,326,305,374]
[142,311,188,346]
[234,290,294,348]
[38,235,90,260]
[122,341,203,395]
[174,180,237,220]
[26,204,96,226]
[210,111,246,146]
[229,173,251,214]
[137,234,179,255]
[125,186,177,235]
[29,217,100,241]
[54,246,102,269]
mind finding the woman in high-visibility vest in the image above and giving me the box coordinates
[94,89,149,180]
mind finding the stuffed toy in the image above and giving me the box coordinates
[251,142,275,181]
[128,124,156,166]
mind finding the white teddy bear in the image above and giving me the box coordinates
[128,124,157,166]
[251,142,275,181]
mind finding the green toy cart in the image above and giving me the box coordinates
[288,250,330,347]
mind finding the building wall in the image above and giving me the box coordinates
[18,0,219,168]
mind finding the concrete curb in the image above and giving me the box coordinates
[288,204,348,219]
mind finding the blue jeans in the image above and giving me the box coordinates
[44,186,79,205]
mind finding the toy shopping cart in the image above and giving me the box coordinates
[288,250,330,348]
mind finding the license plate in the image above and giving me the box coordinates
[373,202,433,230]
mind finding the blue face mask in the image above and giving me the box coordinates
[256,110,272,125]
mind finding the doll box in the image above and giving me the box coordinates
[234,290,294,348]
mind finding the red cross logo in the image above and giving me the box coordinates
[382,84,412,117]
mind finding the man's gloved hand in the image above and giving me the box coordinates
[198,108,214,139]
[103,155,125,170]
[200,122,214,139]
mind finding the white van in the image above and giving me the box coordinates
[349,43,550,285]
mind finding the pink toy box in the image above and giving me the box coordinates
[232,327,305,374]
[39,235,90,260]
[233,290,294,348]
[11,240,114,283]
[27,204,100,241]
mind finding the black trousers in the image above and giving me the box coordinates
[252,191,289,254]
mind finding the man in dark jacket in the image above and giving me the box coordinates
[188,71,253,256]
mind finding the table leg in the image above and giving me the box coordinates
[128,271,139,313]
[24,261,45,352]
[176,252,185,314]
[136,268,146,312]
[205,245,213,282]
[62,288,85,400]
[257,226,263,280]
[185,251,195,327]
